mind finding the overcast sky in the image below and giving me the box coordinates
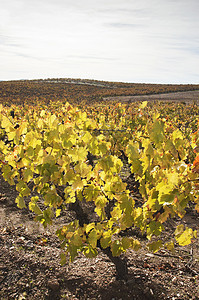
[0,0,198,83]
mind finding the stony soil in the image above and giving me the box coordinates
[0,172,199,300]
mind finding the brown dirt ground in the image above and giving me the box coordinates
[104,90,199,104]
[0,172,199,300]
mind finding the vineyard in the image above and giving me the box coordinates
[0,80,199,299]
[1,78,199,105]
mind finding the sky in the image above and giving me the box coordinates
[0,0,199,83]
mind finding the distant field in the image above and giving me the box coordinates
[105,90,199,104]
[0,78,199,105]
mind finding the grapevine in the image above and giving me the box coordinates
[0,100,198,279]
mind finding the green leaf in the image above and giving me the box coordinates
[100,232,112,249]
[98,142,109,155]
[23,168,33,183]
[39,207,53,227]
[67,244,78,262]
[111,240,123,256]
[127,143,140,160]
[29,197,42,215]
[164,241,174,251]
[72,233,83,247]
[60,252,67,265]
[2,164,15,185]
[147,240,163,253]
[165,140,178,158]
[174,224,184,236]
[83,246,98,258]
[130,159,142,175]
[16,180,31,197]
[158,191,176,205]
[83,184,100,202]
[44,189,62,207]
[147,221,164,239]
[88,229,98,248]
[121,237,131,250]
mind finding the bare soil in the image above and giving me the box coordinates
[0,172,199,300]
[104,90,199,104]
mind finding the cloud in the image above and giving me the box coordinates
[14,52,46,60]
[105,23,143,29]
[0,34,25,48]
[0,0,198,83]
[0,34,10,45]
[66,55,118,61]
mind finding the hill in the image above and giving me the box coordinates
[0,78,199,105]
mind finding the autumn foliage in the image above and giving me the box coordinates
[0,83,198,278]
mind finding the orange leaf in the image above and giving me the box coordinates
[192,155,199,173]
[193,155,199,166]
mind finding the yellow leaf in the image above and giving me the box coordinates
[15,195,26,209]
[56,209,61,217]
[72,175,84,191]
[131,239,141,251]
[74,163,92,178]
[86,223,95,234]
[1,115,13,130]
[139,101,147,109]
[175,226,195,246]
[40,110,46,117]
[164,241,174,251]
